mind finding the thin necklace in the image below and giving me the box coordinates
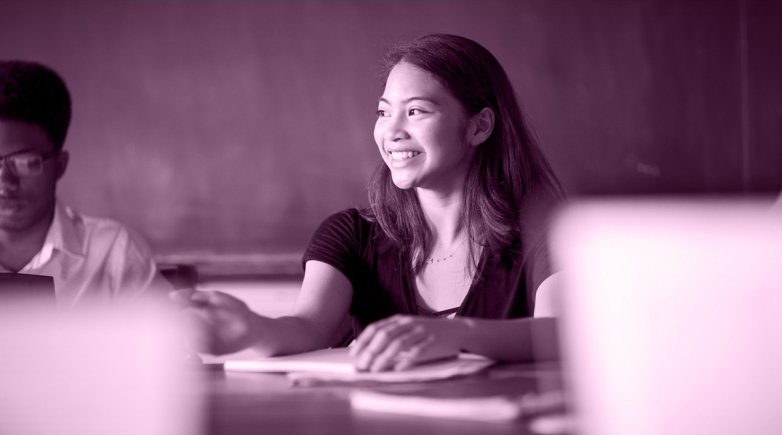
[424,237,467,265]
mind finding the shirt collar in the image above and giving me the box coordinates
[37,202,86,264]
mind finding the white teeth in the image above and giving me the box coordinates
[389,151,420,161]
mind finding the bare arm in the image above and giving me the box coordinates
[256,260,353,355]
[351,274,561,371]
[171,260,352,356]
[459,316,559,362]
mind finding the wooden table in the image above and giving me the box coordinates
[200,362,567,435]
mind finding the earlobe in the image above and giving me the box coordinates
[469,107,495,146]
[56,151,69,180]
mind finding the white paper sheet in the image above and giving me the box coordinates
[223,348,494,383]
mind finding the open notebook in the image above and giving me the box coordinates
[224,347,494,384]
[551,197,782,435]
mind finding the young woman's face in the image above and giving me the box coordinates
[374,62,476,192]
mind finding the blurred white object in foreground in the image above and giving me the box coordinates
[0,301,201,435]
[552,197,782,435]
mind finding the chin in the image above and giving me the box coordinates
[0,217,30,232]
[390,176,417,191]
[0,206,50,232]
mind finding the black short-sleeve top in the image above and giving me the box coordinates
[302,208,551,334]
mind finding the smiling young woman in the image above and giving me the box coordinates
[173,34,565,372]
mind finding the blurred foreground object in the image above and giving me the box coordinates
[0,273,54,303]
[552,197,782,435]
[0,302,202,435]
[772,191,782,213]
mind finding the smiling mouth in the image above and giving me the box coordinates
[388,151,421,161]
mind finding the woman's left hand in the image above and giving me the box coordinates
[349,315,468,372]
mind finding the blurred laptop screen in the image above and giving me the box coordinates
[0,303,202,435]
[552,197,782,435]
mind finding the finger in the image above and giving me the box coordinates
[192,290,218,305]
[370,326,428,372]
[171,289,216,309]
[169,289,197,307]
[351,315,402,356]
[352,316,397,354]
[202,290,251,311]
[368,327,429,372]
[393,334,436,371]
[180,304,218,325]
[356,320,416,371]
[182,308,242,355]
[359,320,413,360]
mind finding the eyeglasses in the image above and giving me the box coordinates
[0,149,60,177]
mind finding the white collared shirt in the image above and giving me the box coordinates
[0,202,171,304]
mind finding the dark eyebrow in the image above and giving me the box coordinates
[378,96,441,106]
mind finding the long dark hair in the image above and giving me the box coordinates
[366,34,563,272]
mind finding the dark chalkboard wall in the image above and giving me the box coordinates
[1,1,780,266]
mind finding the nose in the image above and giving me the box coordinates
[383,113,410,142]
[0,162,20,189]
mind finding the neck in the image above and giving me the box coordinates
[416,187,465,246]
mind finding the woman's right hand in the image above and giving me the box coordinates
[169,289,263,355]
[350,315,466,372]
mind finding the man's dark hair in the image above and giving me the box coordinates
[0,60,72,150]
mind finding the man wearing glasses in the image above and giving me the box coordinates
[0,60,169,303]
